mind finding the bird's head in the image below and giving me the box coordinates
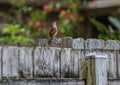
[52,21,57,28]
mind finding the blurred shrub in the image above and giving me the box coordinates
[90,16,120,40]
[6,0,120,41]
[0,24,34,45]
[9,0,96,38]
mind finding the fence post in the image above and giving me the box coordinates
[85,52,107,85]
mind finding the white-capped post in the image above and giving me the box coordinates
[85,52,107,85]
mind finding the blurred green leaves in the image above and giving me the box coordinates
[108,16,120,30]
[90,17,120,40]
[0,24,34,45]
[90,18,108,34]
[3,25,25,36]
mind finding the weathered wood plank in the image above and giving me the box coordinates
[79,50,85,79]
[60,37,73,48]
[108,80,120,85]
[60,48,71,78]
[35,39,48,47]
[106,50,117,79]
[70,49,81,78]
[2,81,20,85]
[85,39,105,50]
[105,40,119,50]
[11,47,19,77]
[0,46,2,79]
[0,79,85,85]
[51,38,60,47]
[104,40,118,79]
[34,47,61,78]
[117,50,120,78]
[85,52,107,85]
[84,39,105,81]
[61,48,81,78]
[2,46,12,77]
[18,47,33,78]
[2,46,19,78]
[95,59,107,85]
[72,38,85,79]
[116,41,120,78]
[72,38,84,49]
[85,39,105,57]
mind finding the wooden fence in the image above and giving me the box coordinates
[0,37,120,85]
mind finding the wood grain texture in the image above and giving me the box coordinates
[36,39,48,47]
[72,38,84,49]
[2,46,19,78]
[51,38,60,47]
[86,59,95,85]
[70,49,81,78]
[105,40,119,50]
[0,79,85,85]
[11,47,19,77]
[85,55,107,85]
[116,41,120,78]
[18,47,34,78]
[0,46,2,79]
[108,80,120,85]
[95,59,107,85]
[1,38,120,84]
[34,47,61,78]
[60,37,73,48]
[117,50,120,78]
[106,50,117,79]
[85,39,105,57]
[60,48,71,78]
[79,50,86,79]
[85,39,105,50]
[60,48,81,78]
[105,40,117,79]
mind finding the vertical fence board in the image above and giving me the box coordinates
[36,39,48,47]
[3,46,19,78]
[34,47,60,78]
[72,38,84,49]
[95,59,107,85]
[60,37,73,48]
[70,49,81,78]
[1,37,120,84]
[72,38,85,78]
[85,39,105,56]
[2,81,20,85]
[52,48,61,78]
[117,41,120,78]
[1,79,85,85]
[18,47,33,78]
[0,46,2,79]
[105,40,118,79]
[3,46,12,77]
[108,80,120,85]
[51,38,60,47]
[106,51,117,79]
[11,47,19,77]
[85,53,107,85]
[85,39,105,50]
[117,50,120,78]
[61,48,80,78]
[61,48,71,78]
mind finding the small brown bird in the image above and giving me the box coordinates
[48,21,58,44]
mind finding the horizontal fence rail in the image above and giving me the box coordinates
[0,37,119,85]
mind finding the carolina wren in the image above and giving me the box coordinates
[48,21,58,44]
